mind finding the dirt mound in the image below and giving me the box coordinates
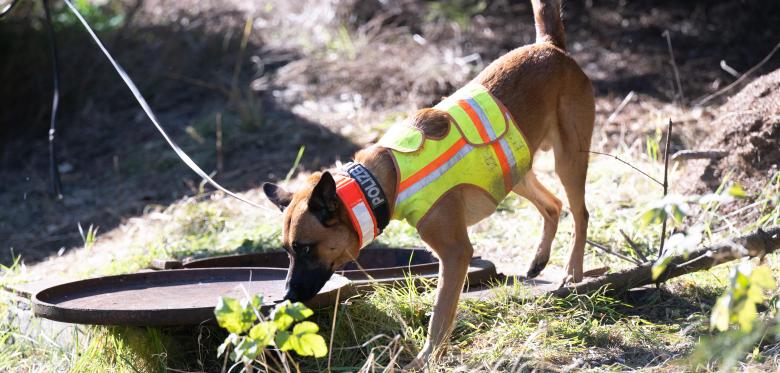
[692,69,780,192]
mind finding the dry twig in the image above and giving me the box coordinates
[658,119,673,257]
[620,229,648,263]
[695,42,780,106]
[671,149,727,162]
[586,239,642,266]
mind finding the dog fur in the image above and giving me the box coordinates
[263,0,594,368]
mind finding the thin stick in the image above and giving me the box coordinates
[43,0,63,199]
[586,239,641,265]
[619,229,648,263]
[662,30,685,105]
[327,287,341,372]
[607,91,635,123]
[658,119,673,257]
[695,42,780,106]
[582,150,664,187]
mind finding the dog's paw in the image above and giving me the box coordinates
[557,271,584,288]
[557,274,574,289]
[525,256,549,279]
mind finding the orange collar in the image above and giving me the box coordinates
[334,162,390,248]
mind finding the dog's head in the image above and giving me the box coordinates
[263,172,360,302]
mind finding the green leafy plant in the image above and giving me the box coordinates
[648,183,749,280]
[710,263,777,332]
[214,294,327,370]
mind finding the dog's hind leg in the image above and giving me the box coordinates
[513,171,562,278]
[552,73,595,285]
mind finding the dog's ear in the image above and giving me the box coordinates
[308,172,340,225]
[263,183,293,211]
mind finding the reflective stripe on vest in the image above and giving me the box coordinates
[380,83,532,227]
[335,176,377,247]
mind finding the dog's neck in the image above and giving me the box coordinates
[350,144,398,217]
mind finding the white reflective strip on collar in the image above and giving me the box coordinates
[350,201,376,247]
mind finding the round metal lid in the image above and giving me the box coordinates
[33,268,351,326]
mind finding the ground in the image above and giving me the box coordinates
[1,0,779,371]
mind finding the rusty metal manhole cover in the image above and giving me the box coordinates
[32,268,351,326]
[151,248,497,285]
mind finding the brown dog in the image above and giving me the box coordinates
[263,0,593,368]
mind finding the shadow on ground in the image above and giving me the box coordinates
[0,0,358,265]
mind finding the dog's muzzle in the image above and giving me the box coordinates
[283,256,334,302]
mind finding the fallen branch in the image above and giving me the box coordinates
[671,149,727,162]
[553,226,780,297]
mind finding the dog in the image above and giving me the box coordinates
[262,0,594,368]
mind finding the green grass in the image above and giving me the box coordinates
[3,112,780,372]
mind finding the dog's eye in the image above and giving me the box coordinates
[292,241,312,255]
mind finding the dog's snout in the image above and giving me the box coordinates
[284,258,334,302]
[283,288,299,302]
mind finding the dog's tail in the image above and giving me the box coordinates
[530,0,566,50]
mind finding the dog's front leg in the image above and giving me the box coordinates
[405,213,473,370]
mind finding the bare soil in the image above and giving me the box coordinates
[688,69,780,193]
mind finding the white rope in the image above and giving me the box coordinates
[62,0,277,213]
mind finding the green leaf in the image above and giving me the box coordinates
[750,266,776,289]
[272,301,313,330]
[241,294,264,312]
[274,321,328,357]
[297,333,328,358]
[217,333,238,357]
[727,183,748,199]
[737,301,757,332]
[640,208,665,227]
[292,321,319,334]
[651,256,673,280]
[710,296,731,331]
[275,330,292,351]
[214,297,256,334]
[668,204,687,223]
[248,321,276,347]
[233,337,261,362]
[746,285,764,304]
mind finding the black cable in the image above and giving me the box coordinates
[0,0,21,18]
[42,0,63,198]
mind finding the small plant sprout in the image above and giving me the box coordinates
[77,223,99,250]
[284,146,306,184]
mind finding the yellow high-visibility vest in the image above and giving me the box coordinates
[379,83,532,227]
